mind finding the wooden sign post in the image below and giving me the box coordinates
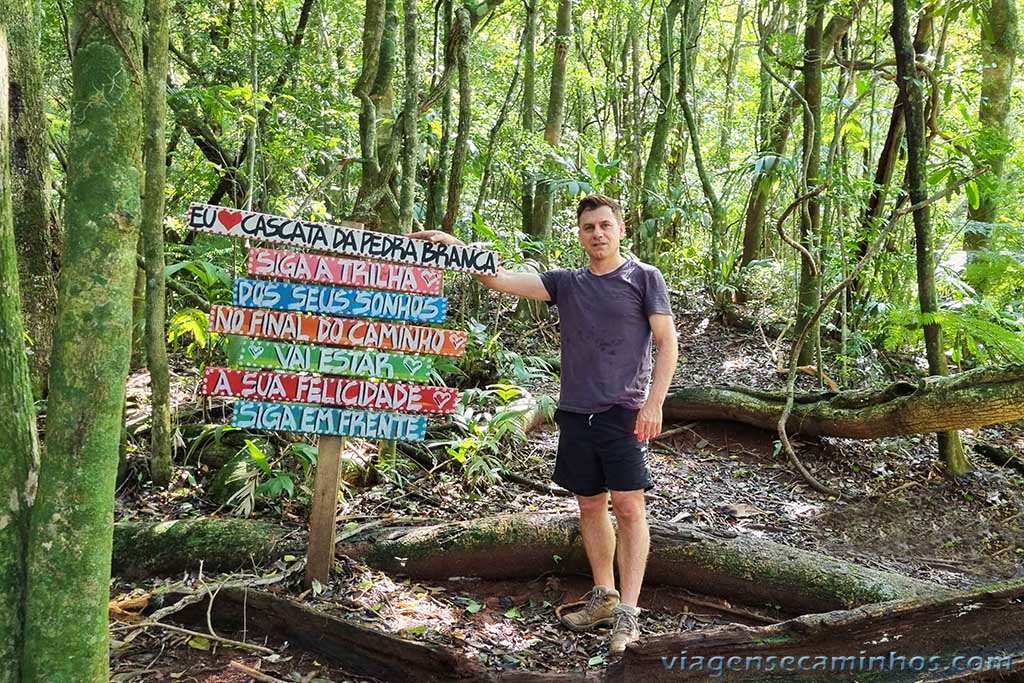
[307,436,344,586]
[190,203,499,587]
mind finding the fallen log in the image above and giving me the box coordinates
[113,514,943,613]
[609,578,1024,682]
[663,364,1024,438]
[166,586,599,682]
[164,579,1024,682]
[337,513,945,613]
[112,518,301,578]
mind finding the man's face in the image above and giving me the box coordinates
[577,205,625,261]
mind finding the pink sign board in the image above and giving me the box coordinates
[248,247,444,295]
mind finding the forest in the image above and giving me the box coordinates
[2,0,1024,678]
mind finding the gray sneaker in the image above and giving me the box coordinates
[609,604,640,654]
[560,585,620,632]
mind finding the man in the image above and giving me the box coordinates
[411,194,678,654]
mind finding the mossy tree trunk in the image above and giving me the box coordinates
[520,0,536,235]
[965,0,1017,290]
[398,0,418,235]
[21,0,144,677]
[0,29,41,683]
[529,0,572,241]
[794,0,823,366]
[638,0,679,260]
[143,0,172,487]
[679,0,723,281]
[1,0,59,398]
[891,0,969,475]
[440,8,471,233]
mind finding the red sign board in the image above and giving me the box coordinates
[204,367,458,414]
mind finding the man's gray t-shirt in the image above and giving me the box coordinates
[540,259,673,414]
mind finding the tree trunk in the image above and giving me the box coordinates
[662,364,1024,438]
[795,0,823,366]
[21,0,144,677]
[354,0,388,213]
[426,0,453,232]
[143,0,173,487]
[520,0,536,235]
[891,0,969,474]
[717,4,746,166]
[965,0,1017,290]
[398,0,418,234]
[610,578,1024,682]
[131,235,146,370]
[679,0,723,280]
[638,0,681,259]
[441,8,471,233]
[339,514,941,614]
[529,0,572,242]
[848,8,933,315]
[739,5,861,269]
[2,0,59,398]
[0,29,40,683]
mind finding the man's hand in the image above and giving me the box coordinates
[408,230,466,247]
[634,400,662,442]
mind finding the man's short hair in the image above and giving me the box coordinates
[576,194,624,225]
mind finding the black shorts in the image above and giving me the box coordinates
[552,405,654,496]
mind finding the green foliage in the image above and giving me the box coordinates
[431,384,540,485]
[223,439,316,516]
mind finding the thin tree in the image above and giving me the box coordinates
[795,0,823,366]
[21,0,145,678]
[398,0,418,234]
[1,0,59,397]
[529,0,572,241]
[143,0,173,485]
[0,27,41,683]
[891,0,970,475]
[639,0,681,259]
[965,0,1017,291]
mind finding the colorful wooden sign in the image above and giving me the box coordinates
[248,247,444,295]
[204,367,458,415]
[188,203,500,276]
[233,278,448,324]
[226,336,434,381]
[232,399,428,441]
[210,305,468,356]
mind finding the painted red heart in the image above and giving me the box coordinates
[219,208,243,230]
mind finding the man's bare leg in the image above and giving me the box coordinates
[577,492,616,589]
[610,489,649,606]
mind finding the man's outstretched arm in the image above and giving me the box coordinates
[409,230,551,301]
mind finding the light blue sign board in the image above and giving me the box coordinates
[233,277,448,324]
[232,399,428,441]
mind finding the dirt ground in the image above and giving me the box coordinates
[112,309,1024,680]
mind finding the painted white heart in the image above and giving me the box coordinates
[420,269,443,292]
[247,342,264,358]
[450,333,467,350]
[404,357,424,375]
[434,389,457,410]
